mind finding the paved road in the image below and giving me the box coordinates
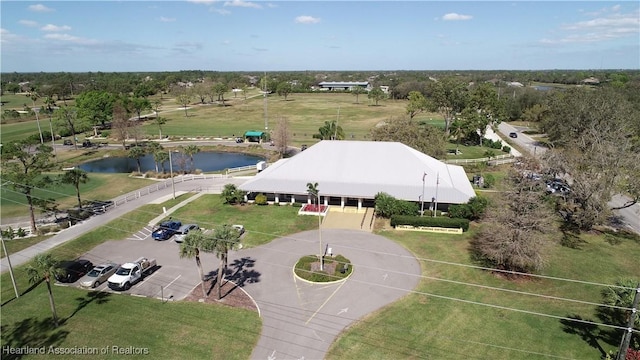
[234,229,421,360]
[497,122,640,234]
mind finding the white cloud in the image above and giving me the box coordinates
[187,0,218,4]
[222,40,231,45]
[19,20,39,27]
[224,0,261,9]
[295,15,320,24]
[43,33,99,45]
[267,3,278,8]
[28,4,54,12]
[211,8,231,15]
[159,16,176,22]
[41,24,72,32]
[442,13,473,21]
[541,8,639,44]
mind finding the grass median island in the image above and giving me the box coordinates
[326,228,640,359]
[294,255,352,282]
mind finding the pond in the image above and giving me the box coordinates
[78,151,265,173]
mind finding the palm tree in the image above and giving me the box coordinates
[128,146,146,173]
[26,254,61,327]
[59,168,89,209]
[179,230,212,296]
[306,182,324,271]
[155,151,169,173]
[182,145,200,173]
[313,120,344,140]
[211,225,241,300]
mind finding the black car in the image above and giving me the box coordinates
[55,259,94,283]
[301,144,308,151]
[152,220,182,240]
[509,132,518,138]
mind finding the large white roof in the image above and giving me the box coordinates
[239,141,476,204]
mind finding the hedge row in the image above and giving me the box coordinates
[390,215,470,232]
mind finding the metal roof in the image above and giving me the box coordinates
[244,131,264,137]
[239,141,476,204]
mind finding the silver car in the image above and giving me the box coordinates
[79,263,118,288]
[174,224,200,243]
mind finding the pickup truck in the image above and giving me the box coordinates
[107,257,157,291]
[152,219,182,240]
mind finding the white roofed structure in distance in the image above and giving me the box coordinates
[239,141,476,206]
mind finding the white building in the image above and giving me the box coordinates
[239,141,476,211]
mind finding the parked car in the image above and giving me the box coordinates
[232,224,245,236]
[55,259,93,283]
[301,144,308,151]
[235,137,244,143]
[79,263,118,288]
[509,132,518,138]
[63,139,73,146]
[87,200,114,214]
[174,224,200,243]
[82,139,93,148]
[107,257,156,291]
[152,219,182,240]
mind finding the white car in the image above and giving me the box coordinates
[79,263,118,288]
[174,224,200,243]
[232,224,245,236]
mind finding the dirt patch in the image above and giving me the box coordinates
[310,261,337,275]
[182,278,257,312]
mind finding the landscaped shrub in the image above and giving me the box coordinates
[447,196,488,221]
[391,215,470,232]
[375,192,419,218]
[502,145,511,153]
[254,193,268,205]
[483,174,496,188]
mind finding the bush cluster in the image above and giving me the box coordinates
[482,138,504,150]
[374,192,419,218]
[390,215,470,232]
[447,197,488,220]
[254,193,268,205]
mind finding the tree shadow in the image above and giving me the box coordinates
[226,257,261,287]
[560,314,607,357]
[63,291,111,323]
[1,279,45,307]
[0,317,69,360]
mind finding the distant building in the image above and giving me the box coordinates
[581,77,600,85]
[507,81,524,87]
[317,81,370,91]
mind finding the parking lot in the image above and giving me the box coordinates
[59,226,221,301]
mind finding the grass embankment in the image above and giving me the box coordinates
[1,194,267,359]
[327,227,640,359]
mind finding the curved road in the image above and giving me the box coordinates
[498,122,640,234]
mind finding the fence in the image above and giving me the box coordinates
[226,164,258,175]
[444,154,514,165]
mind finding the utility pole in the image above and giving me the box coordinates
[1,234,20,298]
[617,283,640,360]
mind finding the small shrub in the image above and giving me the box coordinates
[255,193,268,205]
[502,145,511,153]
[292,202,303,208]
[375,192,419,218]
[447,196,488,221]
[144,171,155,178]
[483,174,495,188]
[16,228,27,237]
[130,171,142,177]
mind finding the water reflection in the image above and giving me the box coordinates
[78,151,264,173]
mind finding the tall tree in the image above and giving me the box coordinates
[75,90,115,128]
[179,230,213,296]
[368,87,386,106]
[313,120,344,140]
[111,101,131,150]
[176,91,192,117]
[128,146,146,173]
[211,225,241,300]
[351,86,366,104]
[213,82,229,105]
[370,117,447,158]
[470,165,554,273]
[276,82,292,101]
[272,116,291,158]
[182,144,200,173]
[130,96,151,121]
[53,106,84,150]
[59,169,89,209]
[406,91,428,119]
[221,184,246,204]
[1,139,54,233]
[427,77,468,135]
[26,254,61,327]
[26,89,45,144]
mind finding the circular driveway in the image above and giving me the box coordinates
[230,229,422,360]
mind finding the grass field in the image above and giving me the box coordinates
[1,173,155,220]
[326,227,640,359]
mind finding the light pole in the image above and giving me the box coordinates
[318,192,323,272]
[169,151,176,199]
[421,172,426,217]
[433,172,440,217]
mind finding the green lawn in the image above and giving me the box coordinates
[1,173,155,220]
[168,194,318,248]
[326,228,640,359]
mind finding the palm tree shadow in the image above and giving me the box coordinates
[63,291,111,323]
[1,317,69,360]
[560,314,607,357]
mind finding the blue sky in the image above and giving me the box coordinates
[1,1,639,72]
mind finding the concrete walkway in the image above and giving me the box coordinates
[321,207,373,232]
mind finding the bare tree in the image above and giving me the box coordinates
[272,117,291,158]
[111,101,131,150]
[470,166,555,273]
